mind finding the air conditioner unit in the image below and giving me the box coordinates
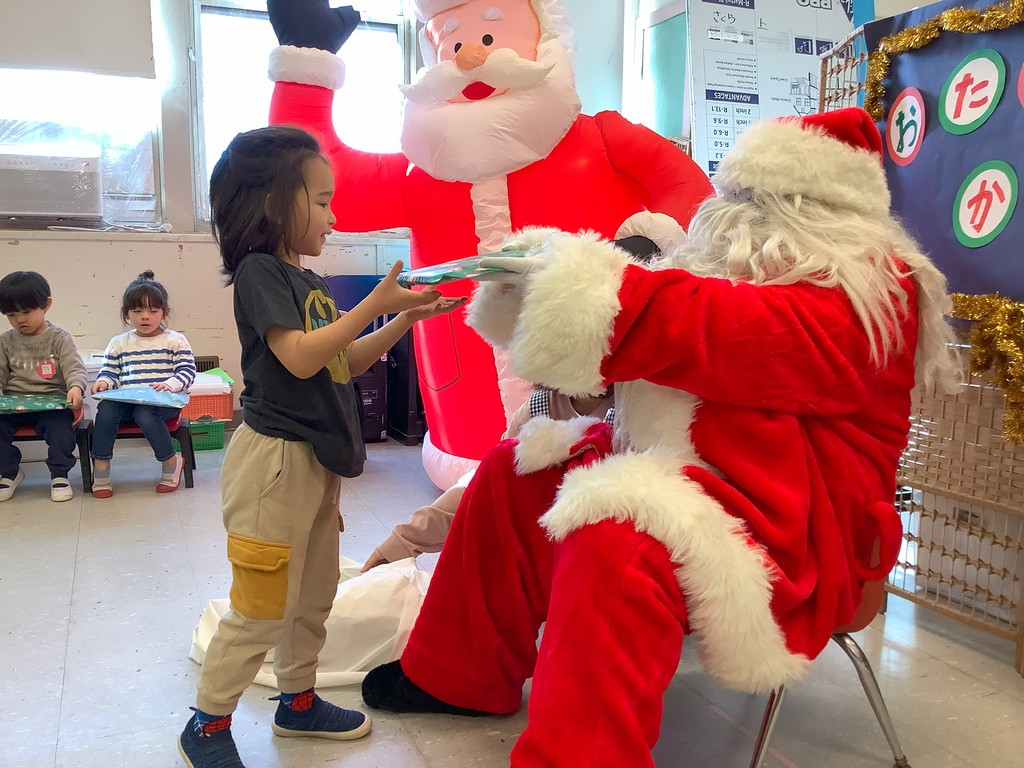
[0,153,104,228]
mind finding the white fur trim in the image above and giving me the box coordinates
[541,451,811,692]
[467,281,525,349]
[513,415,601,473]
[714,120,890,215]
[615,212,684,256]
[614,380,704,466]
[269,45,346,91]
[509,233,629,395]
[501,226,562,252]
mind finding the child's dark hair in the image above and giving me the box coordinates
[121,270,170,324]
[0,271,51,314]
[209,126,326,284]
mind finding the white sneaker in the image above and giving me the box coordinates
[50,477,74,503]
[0,469,25,502]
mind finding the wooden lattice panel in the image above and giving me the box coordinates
[815,20,1024,676]
[818,27,869,112]
[893,336,1024,673]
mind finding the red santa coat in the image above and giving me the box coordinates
[269,81,713,459]
[468,235,915,691]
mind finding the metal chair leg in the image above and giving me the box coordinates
[749,685,787,768]
[76,420,93,493]
[833,633,911,768]
[173,419,195,489]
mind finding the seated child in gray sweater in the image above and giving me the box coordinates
[0,271,87,503]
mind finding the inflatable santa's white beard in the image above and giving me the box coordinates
[401,38,581,183]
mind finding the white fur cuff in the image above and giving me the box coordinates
[514,416,601,474]
[542,451,811,692]
[467,282,524,349]
[509,233,629,395]
[269,45,346,90]
[501,227,562,252]
[713,120,890,215]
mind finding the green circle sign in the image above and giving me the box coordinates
[939,49,1006,135]
[952,160,1018,248]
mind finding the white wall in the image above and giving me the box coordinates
[0,232,408,405]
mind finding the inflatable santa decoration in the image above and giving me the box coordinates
[266,0,712,484]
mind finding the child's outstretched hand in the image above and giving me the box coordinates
[403,294,467,323]
[91,379,110,394]
[372,261,445,313]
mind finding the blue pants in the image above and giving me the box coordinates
[0,409,77,479]
[92,400,181,463]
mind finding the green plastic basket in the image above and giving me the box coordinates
[173,420,226,452]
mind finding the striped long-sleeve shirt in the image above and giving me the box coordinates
[96,329,196,393]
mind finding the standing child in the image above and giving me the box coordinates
[0,271,87,502]
[178,125,465,768]
[90,271,196,497]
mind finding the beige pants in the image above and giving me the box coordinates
[196,423,342,715]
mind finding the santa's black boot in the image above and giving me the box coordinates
[361,661,488,717]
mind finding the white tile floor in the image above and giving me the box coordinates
[1,438,1021,768]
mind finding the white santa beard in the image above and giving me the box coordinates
[400,38,581,183]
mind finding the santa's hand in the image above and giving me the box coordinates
[498,227,563,254]
[477,254,543,286]
[268,0,360,54]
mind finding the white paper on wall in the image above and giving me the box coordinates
[686,0,855,175]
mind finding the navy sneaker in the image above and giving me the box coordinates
[178,712,245,768]
[271,692,372,741]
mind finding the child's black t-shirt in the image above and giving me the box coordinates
[232,252,366,478]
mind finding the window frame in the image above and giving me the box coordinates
[158,0,417,235]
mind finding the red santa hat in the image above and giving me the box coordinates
[712,107,890,216]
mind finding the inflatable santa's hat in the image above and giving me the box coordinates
[414,0,576,70]
[713,106,890,216]
[414,0,468,21]
[413,0,570,34]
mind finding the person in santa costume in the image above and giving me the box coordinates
[359,107,963,766]
[266,0,713,483]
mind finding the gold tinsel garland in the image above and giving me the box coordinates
[950,293,1024,444]
[858,5,1023,442]
[863,0,1024,121]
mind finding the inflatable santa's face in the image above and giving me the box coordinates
[401,0,579,181]
[425,0,542,103]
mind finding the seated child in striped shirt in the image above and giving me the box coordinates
[90,271,197,497]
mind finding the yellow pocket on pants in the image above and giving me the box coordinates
[226,533,291,620]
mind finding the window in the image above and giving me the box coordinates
[0,1,414,233]
[0,68,161,227]
[197,2,410,221]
